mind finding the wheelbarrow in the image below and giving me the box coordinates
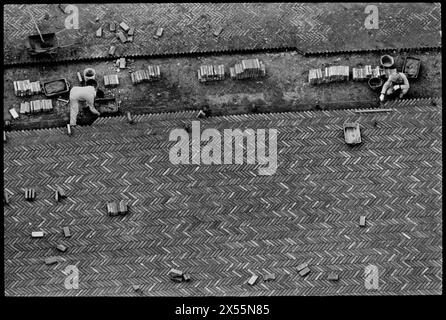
[25,32,59,58]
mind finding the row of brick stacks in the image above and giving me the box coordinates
[19,99,53,114]
[198,64,225,82]
[131,65,161,84]
[309,65,398,84]
[229,59,266,80]
[14,80,42,96]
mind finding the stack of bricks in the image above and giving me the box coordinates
[107,200,128,216]
[352,65,397,81]
[198,65,225,83]
[14,80,42,97]
[168,269,191,283]
[229,59,266,80]
[24,188,36,201]
[104,75,119,87]
[20,100,53,114]
[309,66,351,84]
[130,66,161,85]
[308,68,324,84]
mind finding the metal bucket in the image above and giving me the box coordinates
[380,55,395,68]
[368,77,383,91]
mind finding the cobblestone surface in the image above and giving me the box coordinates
[3,3,441,64]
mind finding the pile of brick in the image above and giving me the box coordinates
[104,74,119,87]
[20,99,53,114]
[107,200,128,216]
[308,66,350,84]
[14,80,42,97]
[198,65,225,83]
[168,269,191,283]
[131,66,161,85]
[229,59,266,80]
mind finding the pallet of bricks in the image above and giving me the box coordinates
[131,65,161,85]
[229,59,266,80]
[19,99,53,114]
[308,66,349,84]
[198,65,225,83]
[14,80,42,97]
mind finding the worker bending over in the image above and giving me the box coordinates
[69,85,100,126]
[380,72,410,102]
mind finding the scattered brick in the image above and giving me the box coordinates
[328,273,339,281]
[96,27,102,38]
[169,268,184,282]
[9,108,19,119]
[263,273,276,282]
[299,267,310,277]
[110,22,116,32]
[118,200,128,215]
[77,72,83,83]
[25,188,36,201]
[3,131,7,143]
[297,262,308,272]
[119,58,126,69]
[154,27,163,38]
[127,36,133,43]
[57,186,66,198]
[109,46,116,56]
[56,244,68,252]
[128,27,135,36]
[32,231,44,238]
[45,257,59,265]
[55,190,59,202]
[120,22,130,32]
[183,273,191,282]
[359,216,366,227]
[107,202,119,216]
[213,26,223,37]
[4,191,10,205]
[248,275,258,286]
[133,285,141,291]
[117,31,127,43]
[63,227,71,238]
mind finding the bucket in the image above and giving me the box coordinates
[85,79,98,89]
[380,55,394,68]
[368,77,383,91]
[83,68,96,82]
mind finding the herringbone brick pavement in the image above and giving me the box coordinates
[3,3,441,64]
[4,98,442,296]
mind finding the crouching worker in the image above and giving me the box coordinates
[379,72,410,102]
[69,82,100,126]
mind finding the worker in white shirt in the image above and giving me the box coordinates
[379,72,410,102]
[69,85,100,126]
